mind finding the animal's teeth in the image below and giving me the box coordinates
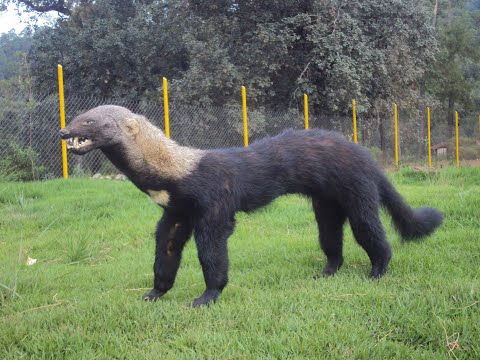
[66,137,92,150]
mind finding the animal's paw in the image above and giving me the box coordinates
[191,289,222,308]
[317,258,344,278]
[142,289,165,302]
[322,265,340,277]
[369,266,388,279]
[370,253,391,279]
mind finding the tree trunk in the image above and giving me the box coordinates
[417,84,426,160]
[447,97,455,139]
[432,0,438,27]
[379,116,386,165]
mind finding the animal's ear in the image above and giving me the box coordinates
[124,118,139,135]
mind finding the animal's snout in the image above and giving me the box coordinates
[59,128,70,138]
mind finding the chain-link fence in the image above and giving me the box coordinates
[1,89,479,181]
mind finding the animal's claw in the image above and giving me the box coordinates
[142,289,165,302]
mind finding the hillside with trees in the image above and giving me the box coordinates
[1,0,479,143]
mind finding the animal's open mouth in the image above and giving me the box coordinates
[65,137,93,151]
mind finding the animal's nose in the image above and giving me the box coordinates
[59,128,70,138]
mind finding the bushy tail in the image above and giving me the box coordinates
[379,177,443,241]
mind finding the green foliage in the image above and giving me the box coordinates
[393,164,480,186]
[0,91,62,179]
[1,0,479,110]
[29,0,189,101]
[367,146,384,163]
[446,136,480,160]
[0,30,33,81]
[25,0,438,114]
[0,0,478,162]
[393,166,439,184]
[0,142,44,181]
[427,2,480,135]
[0,0,83,16]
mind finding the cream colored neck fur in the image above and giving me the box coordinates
[125,116,205,180]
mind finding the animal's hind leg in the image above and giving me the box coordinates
[347,204,392,278]
[312,197,347,276]
[143,211,193,301]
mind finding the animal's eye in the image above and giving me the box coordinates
[85,119,95,125]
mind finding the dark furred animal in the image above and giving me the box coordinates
[60,105,443,307]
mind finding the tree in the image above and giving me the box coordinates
[16,0,440,127]
[0,0,86,16]
[427,4,480,137]
[29,0,189,100]
[172,1,311,107]
[0,29,33,81]
[173,0,437,117]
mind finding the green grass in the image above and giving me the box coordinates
[1,167,479,359]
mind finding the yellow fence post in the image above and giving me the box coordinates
[352,99,357,144]
[427,107,432,168]
[163,77,170,138]
[455,111,459,168]
[304,94,309,130]
[394,103,399,171]
[242,86,248,147]
[57,64,68,179]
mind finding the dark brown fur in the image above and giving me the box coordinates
[60,105,443,307]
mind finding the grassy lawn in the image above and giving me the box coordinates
[1,167,479,359]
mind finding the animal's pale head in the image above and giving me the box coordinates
[59,105,141,155]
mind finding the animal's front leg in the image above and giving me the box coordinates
[192,213,235,307]
[143,211,192,301]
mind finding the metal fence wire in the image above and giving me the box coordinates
[0,90,479,181]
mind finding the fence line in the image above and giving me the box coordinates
[1,68,480,181]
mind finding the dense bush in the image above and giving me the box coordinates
[0,142,44,181]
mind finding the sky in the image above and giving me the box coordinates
[0,4,56,35]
